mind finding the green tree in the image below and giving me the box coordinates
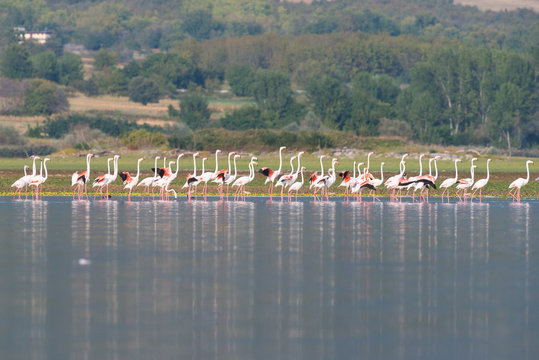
[252,69,293,114]
[1,44,33,79]
[226,65,254,97]
[488,83,523,155]
[141,53,199,91]
[24,79,69,115]
[59,53,84,85]
[93,49,118,71]
[128,77,160,105]
[306,76,351,129]
[180,95,211,129]
[221,106,267,130]
[31,50,59,82]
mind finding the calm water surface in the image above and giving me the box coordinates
[0,196,537,360]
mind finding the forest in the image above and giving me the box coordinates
[0,0,537,154]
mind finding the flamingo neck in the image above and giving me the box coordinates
[434,159,438,180]
[418,156,423,176]
[201,158,206,174]
[214,152,219,173]
[43,160,49,180]
[353,161,356,178]
[454,160,459,180]
[248,161,254,181]
[367,153,371,171]
[107,159,112,175]
[277,148,284,173]
[485,161,490,181]
[192,155,197,176]
[135,159,142,179]
[227,153,232,173]
[320,157,324,177]
[380,163,384,182]
[113,157,118,177]
[525,162,530,182]
[86,155,91,179]
[428,159,432,176]
[300,169,304,184]
[153,158,159,177]
[32,157,37,176]
[174,155,182,176]
[39,161,43,177]
[233,157,238,177]
[295,155,301,176]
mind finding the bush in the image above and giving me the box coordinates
[93,49,118,71]
[377,118,413,138]
[23,79,69,115]
[220,105,266,130]
[180,95,210,129]
[0,145,56,158]
[128,76,160,105]
[0,125,26,145]
[121,129,165,149]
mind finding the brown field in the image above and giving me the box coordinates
[454,0,539,12]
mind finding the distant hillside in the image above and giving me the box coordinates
[455,0,539,12]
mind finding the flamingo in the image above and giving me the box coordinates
[213,151,235,200]
[258,146,286,200]
[407,154,425,201]
[29,158,50,200]
[137,156,161,200]
[11,165,30,200]
[288,166,307,201]
[119,157,144,201]
[199,149,222,200]
[508,160,534,203]
[154,160,176,199]
[368,162,385,201]
[440,159,461,202]
[71,153,93,200]
[223,154,241,200]
[386,155,408,201]
[310,155,328,200]
[92,157,113,199]
[275,155,297,201]
[232,156,258,201]
[182,152,201,201]
[455,158,477,201]
[322,158,339,200]
[471,159,492,202]
[338,166,354,201]
[276,152,304,201]
[350,165,375,202]
[363,151,375,180]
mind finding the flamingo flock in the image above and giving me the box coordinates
[7,150,537,203]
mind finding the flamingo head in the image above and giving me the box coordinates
[156,156,161,160]
[193,152,199,157]
[298,151,305,157]
[527,160,534,165]
[114,154,120,159]
[456,159,461,163]
[216,149,222,154]
[301,166,307,171]
[234,154,241,159]
[87,154,93,159]
[280,146,286,151]
[24,165,29,170]
[44,158,50,162]
[487,158,492,163]
[291,156,297,161]
[471,157,478,163]
[138,157,144,162]
[229,151,235,156]
[401,153,408,161]
[177,153,184,159]
[368,151,374,156]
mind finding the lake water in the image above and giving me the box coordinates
[0,196,537,360]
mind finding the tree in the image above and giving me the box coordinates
[141,53,199,91]
[226,65,254,96]
[180,95,211,129]
[489,83,523,155]
[252,69,293,114]
[59,53,83,85]
[1,44,33,79]
[31,50,59,82]
[93,49,118,71]
[221,106,266,130]
[24,79,69,115]
[128,77,160,105]
[306,76,351,129]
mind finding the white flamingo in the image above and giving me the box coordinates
[29,158,50,200]
[288,166,307,201]
[232,156,258,201]
[455,158,477,201]
[11,165,30,200]
[508,160,534,203]
[137,156,161,200]
[71,153,93,200]
[471,159,492,202]
[440,159,461,202]
[258,146,286,200]
[119,157,144,201]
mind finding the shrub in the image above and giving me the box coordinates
[180,95,210,129]
[121,129,165,149]
[128,76,160,105]
[220,105,266,130]
[377,118,413,139]
[0,125,26,145]
[23,79,68,115]
[0,145,56,158]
